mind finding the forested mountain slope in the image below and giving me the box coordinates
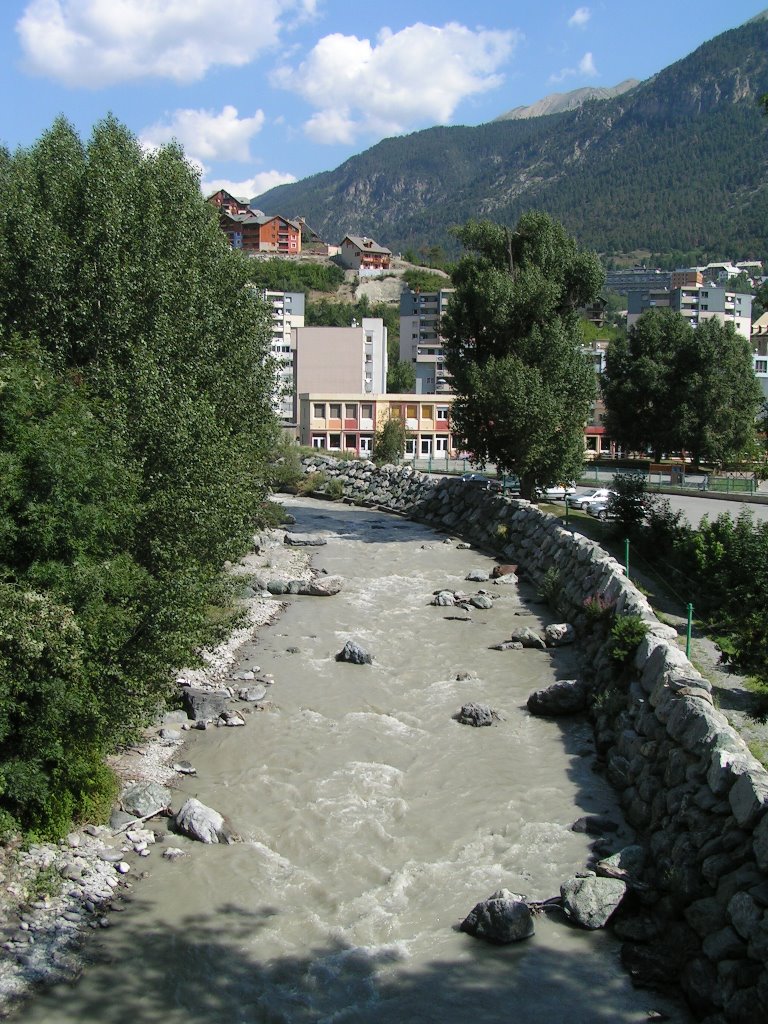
[256,17,768,257]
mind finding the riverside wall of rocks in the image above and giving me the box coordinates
[300,455,768,1023]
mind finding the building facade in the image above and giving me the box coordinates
[299,394,454,459]
[338,235,392,272]
[293,320,387,421]
[627,286,752,339]
[262,290,305,424]
[399,287,455,394]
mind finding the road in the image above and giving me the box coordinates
[663,493,768,526]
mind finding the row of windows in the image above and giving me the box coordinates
[311,403,450,420]
[311,434,451,456]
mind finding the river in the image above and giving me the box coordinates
[20,498,689,1024]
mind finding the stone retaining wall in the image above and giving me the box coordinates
[298,456,768,1022]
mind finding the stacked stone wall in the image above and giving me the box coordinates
[297,456,768,1021]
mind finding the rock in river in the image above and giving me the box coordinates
[335,640,373,665]
[460,889,535,944]
[175,798,238,844]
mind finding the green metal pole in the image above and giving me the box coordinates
[624,537,630,578]
[686,603,693,658]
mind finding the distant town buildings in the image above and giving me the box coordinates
[399,287,455,395]
[261,290,305,423]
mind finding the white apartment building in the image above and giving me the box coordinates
[262,290,305,424]
[399,287,455,394]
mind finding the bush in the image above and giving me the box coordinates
[537,567,563,610]
[608,614,649,664]
[374,419,407,465]
[582,593,616,624]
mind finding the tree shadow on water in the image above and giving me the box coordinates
[20,898,690,1024]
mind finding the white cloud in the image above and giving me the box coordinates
[272,22,518,143]
[549,51,598,83]
[568,7,591,28]
[201,171,298,201]
[141,106,266,165]
[16,0,317,87]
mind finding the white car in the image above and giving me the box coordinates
[569,488,615,510]
[539,483,577,500]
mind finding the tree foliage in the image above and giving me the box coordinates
[441,214,603,499]
[245,258,344,293]
[0,117,279,835]
[373,418,407,465]
[603,310,762,464]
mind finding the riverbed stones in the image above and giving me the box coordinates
[560,874,627,929]
[335,640,373,664]
[432,590,456,606]
[527,679,588,716]
[174,798,238,845]
[469,593,494,609]
[460,889,534,944]
[465,569,490,582]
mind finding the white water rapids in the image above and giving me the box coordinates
[20,498,689,1023]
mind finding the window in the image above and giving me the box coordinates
[359,435,373,453]
[405,438,416,456]
[586,437,598,451]
[345,403,357,419]
[421,405,434,420]
[361,403,373,420]
[312,436,326,448]
[345,434,356,449]
[436,406,449,421]
[329,433,341,449]
[420,437,432,456]
[435,437,448,453]
[329,403,342,419]
[313,403,325,418]
[755,359,768,374]
[406,404,417,419]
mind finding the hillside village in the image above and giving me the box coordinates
[207,187,768,467]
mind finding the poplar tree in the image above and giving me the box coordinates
[441,215,603,500]
[0,117,279,835]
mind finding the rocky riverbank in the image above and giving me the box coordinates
[0,525,314,1020]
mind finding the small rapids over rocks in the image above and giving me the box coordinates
[18,498,689,1024]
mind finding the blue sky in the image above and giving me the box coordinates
[1,1,766,199]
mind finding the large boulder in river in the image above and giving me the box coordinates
[299,575,344,597]
[120,782,172,819]
[284,532,327,546]
[453,703,497,727]
[460,889,535,944]
[544,623,576,647]
[560,874,627,929]
[507,626,546,649]
[432,590,456,606]
[335,640,372,665]
[527,678,587,716]
[175,798,238,844]
[181,687,231,722]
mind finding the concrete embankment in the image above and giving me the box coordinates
[301,454,768,1022]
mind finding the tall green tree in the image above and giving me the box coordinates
[603,309,761,465]
[441,215,603,500]
[0,117,279,835]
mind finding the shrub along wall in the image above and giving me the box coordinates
[300,456,768,1022]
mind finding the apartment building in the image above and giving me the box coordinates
[752,312,768,400]
[262,290,305,424]
[399,287,455,394]
[627,286,752,339]
[299,394,454,459]
[292,319,387,422]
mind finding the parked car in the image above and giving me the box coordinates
[587,495,647,522]
[460,472,503,493]
[569,487,615,510]
[538,483,577,500]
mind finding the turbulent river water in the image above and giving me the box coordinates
[20,498,689,1024]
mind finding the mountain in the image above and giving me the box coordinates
[493,80,639,121]
[255,17,768,258]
